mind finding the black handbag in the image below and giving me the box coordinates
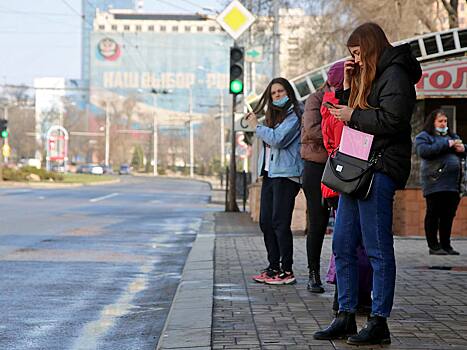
[321,150,379,200]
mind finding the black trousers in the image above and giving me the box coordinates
[425,191,460,250]
[302,160,330,273]
[259,175,300,272]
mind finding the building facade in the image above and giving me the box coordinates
[82,0,136,83]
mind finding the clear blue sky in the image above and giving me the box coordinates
[0,0,225,86]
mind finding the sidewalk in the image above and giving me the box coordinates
[159,211,467,350]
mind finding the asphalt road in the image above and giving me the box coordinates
[0,176,217,350]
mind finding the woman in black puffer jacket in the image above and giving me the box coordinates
[313,22,422,346]
[416,109,465,256]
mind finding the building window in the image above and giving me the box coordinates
[148,25,154,31]
[124,25,130,31]
[111,25,117,31]
[197,26,203,32]
[172,26,178,32]
[160,25,166,32]
[185,26,191,32]
[209,26,216,32]
[136,25,142,31]
[99,25,105,30]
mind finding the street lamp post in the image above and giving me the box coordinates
[220,93,225,169]
[152,93,158,176]
[189,89,194,178]
[104,101,110,167]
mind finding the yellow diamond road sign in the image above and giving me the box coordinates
[217,0,255,40]
[2,143,10,157]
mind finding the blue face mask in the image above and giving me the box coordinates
[436,126,448,134]
[272,95,289,107]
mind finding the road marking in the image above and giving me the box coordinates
[89,193,119,203]
[71,261,154,350]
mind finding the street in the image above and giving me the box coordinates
[0,177,218,350]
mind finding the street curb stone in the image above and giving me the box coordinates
[156,212,215,350]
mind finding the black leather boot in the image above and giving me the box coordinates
[347,315,391,345]
[313,311,357,340]
[307,269,324,293]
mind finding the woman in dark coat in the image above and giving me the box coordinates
[313,22,422,346]
[415,109,465,256]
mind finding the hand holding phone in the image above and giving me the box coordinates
[323,101,340,109]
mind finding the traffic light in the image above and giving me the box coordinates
[229,46,244,95]
[0,119,7,139]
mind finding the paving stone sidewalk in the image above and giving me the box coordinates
[212,212,467,350]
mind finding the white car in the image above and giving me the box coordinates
[90,165,104,175]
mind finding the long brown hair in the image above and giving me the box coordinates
[253,77,300,128]
[347,22,392,110]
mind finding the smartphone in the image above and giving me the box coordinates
[323,101,338,109]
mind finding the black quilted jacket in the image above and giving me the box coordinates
[338,44,422,189]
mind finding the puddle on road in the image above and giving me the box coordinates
[66,227,105,237]
[71,262,153,350]
[150,242,192,249]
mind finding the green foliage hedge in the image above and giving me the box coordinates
[2,166,64,182]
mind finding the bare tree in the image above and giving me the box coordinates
[194,116,221,174]
[440,0,459,28]
[58,98,90,163]
[7,105,37,161]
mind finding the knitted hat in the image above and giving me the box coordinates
[327,61,345,90]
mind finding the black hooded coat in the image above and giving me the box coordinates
[339,43,422,189]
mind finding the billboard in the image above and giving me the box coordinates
[90,30,233,124]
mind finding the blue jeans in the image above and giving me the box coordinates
[333,172,397,318]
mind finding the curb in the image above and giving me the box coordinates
[156,212,215,350]
[132,173,223,190]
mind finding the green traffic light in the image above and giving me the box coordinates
[230,80,243,94]
[1,130,7,138]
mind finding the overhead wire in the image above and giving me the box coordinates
[0,9,75,17]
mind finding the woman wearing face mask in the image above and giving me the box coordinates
[415,109,465,256]
[313,22,422,345]
[246,77,304,285]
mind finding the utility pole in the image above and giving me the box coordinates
[189,89,194,178]
[152,93,158,176]
[272,1,281,78]
[247,0,255,94]
[226,92,239,212]
[220,93,225,169]
[104,101,110,167]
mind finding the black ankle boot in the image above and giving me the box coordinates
[307,269,324,293]
[347,315,391,345]
[313,311,357,340]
